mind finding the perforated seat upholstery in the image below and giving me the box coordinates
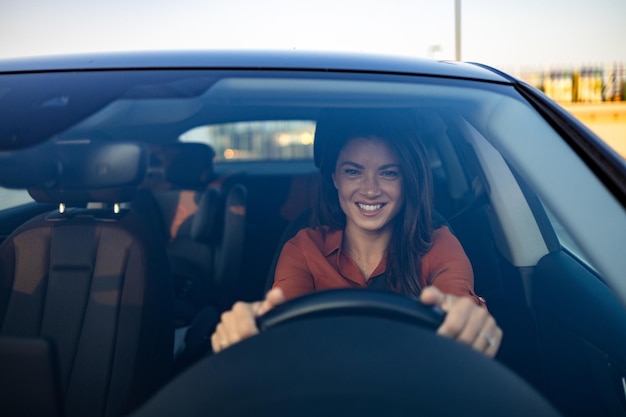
[0,142,175,417]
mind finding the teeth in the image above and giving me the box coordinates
[358,203,382,211]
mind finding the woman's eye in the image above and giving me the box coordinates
[380,170,399,178]
[344,168,360,176]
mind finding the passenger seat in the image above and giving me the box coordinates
[0,141,175,417]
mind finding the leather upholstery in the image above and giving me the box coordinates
[0,141,175,417]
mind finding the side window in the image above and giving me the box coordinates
[0,187,34,210]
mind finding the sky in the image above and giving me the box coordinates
[0,0,625,72]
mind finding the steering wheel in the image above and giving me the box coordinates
[257,288,445,331]
[131,289,562,417]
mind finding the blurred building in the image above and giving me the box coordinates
[516,63,626,158]
[516,62,625,104]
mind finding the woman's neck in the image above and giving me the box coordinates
[342,224,392,279]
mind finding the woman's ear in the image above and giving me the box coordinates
[332,173,338,189]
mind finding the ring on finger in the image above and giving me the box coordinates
[479,331,496,347]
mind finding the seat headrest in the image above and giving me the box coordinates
[160,143,216,189]
[0,141,148,204]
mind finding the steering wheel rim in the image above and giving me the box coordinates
[131,288,563,417]
[256,288,445,332]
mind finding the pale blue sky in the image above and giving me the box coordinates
[1,0,624,71]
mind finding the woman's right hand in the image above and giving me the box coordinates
[211,287,286,353]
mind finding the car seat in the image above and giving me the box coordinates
[0,141,175,417]
[148,143,247,325]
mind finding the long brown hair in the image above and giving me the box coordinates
[313,109,433,297]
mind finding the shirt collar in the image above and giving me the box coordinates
[321,226,344,257]
[321,226,388,286]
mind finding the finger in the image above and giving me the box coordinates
[435,296,474,339]
[421,287,503,357]
[221,302,259,345]
[257,288,286,315]
[210,323,228,353]
[480,325,503,358]
[473,321,496,352]
[454,302,492,346]
[420,288,471,339]
[452,304,502,357]
[419,286,446,307]
[267,287,286,305]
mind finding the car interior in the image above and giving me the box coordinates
[1,69,626,416]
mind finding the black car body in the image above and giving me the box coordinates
[1,50,625,417]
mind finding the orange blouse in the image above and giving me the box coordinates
[273,225,484,305]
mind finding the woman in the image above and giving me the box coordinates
[211,109,502,357]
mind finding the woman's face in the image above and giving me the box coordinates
[332,137,404,235]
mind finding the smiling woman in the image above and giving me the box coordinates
[212,108,502,359]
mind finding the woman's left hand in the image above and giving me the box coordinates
[419,286,502,357]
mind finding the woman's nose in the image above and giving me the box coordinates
[360,175,381,197]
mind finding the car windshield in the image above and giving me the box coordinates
[1,68,619,274]
[2,60,626,417]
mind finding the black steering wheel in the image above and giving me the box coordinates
[257,288,445,331]
[131,289,562,417]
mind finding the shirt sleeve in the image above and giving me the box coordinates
[426,227,486,307]
[272,240,316,300]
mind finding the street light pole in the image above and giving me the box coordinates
[455,0,461,61]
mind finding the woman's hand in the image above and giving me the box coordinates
[419,286,502,357]
[211,288,286,353]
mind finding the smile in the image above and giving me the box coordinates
[357,203,383,211]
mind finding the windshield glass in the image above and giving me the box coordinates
[1,68,624,282]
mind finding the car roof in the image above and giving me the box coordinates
[0,50,511,83]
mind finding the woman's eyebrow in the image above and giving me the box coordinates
[339,161,364,169]
[379,164,401,170]
[338,161,401,170]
